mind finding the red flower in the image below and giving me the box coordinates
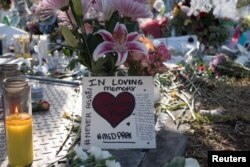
[198,65,206,72]
[38,100,50,111]
[199,11,207,17]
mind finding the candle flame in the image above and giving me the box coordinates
[15,107,19,114]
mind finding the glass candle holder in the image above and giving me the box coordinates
[3,77,33,167]
[0,64,20,93]
[0,64,20,118]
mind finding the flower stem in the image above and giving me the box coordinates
[68,129,81,152]
[56,113,76,155]
[47,155,67,167]
[65,9,92,69]
[65,10,75,29]
[79,18,92,68]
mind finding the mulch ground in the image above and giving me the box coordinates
[184,77,250,167]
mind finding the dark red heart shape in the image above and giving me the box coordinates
[92,92,135,128]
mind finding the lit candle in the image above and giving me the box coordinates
[5,107,33,167]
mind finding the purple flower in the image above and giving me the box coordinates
[42,0,69,10]
[93,23,147,66]
[58,0,90,27]
[57,9,75,27]
[39,0,90,21]
[209,54,227,72]
[134,0,148,4]
[93,0,115,21]
[57,0,90,27]
[111,0,152,20]
[38,0,70,19]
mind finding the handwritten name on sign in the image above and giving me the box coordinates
[80,76,156,149]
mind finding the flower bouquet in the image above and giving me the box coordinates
[170,0,236,54]
[209,53,250,78]
[36,0,157,76]
[126,36,171,76]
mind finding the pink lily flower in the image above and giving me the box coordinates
[111,0,152,20]
[93,23,147,66]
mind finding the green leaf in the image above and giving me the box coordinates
[67,59,80,71]
[72,0,83,16]
[90,54,117,76]
[90,58,106,74]
[3,16,10,26]
[69,0,82,25]
[61,27,78,48]
[63,47,73,57]
[77,52,90,69]
[125,20,139,33]
[87,33,102,53]
[105,11,121,32]
[91,19,103,33]
[163,157,185,167]
[103,53,117,72]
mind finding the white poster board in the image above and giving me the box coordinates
[154,35,198,53]
[80,76,156,149]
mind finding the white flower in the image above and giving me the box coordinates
[105,160,121,167]
[153,0,165,12]
[80,166,85,167]
[188,0,212,16]
[188,0,238,20]
[185,158,200,167]
[87,146,103,160]
[74,145,88,161]
[213,0,238,20]
[102,150,112,159]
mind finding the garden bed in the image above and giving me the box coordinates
[185,77,250,167]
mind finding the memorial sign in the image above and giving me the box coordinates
[81,76,156,149]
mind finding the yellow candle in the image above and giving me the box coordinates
[5,113,33,167]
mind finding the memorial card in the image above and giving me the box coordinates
[81,76,156,149]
